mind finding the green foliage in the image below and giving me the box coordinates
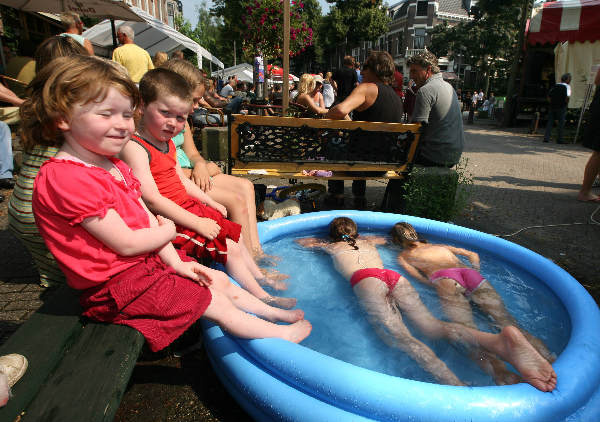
[428,0,522,93]
[291,0,324,72]
[402,159,473,222]
[240,0,313,61]
[323,0,389,48]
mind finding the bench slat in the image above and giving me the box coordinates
[0,286,83,420]
[23,322,144,422]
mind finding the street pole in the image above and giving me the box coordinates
[282,0,290,115]
[502,0,533,127]
[233,40,237,66]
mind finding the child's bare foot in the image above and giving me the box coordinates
[493,368,521,386]
[255,252,280,267]
[281,320,312,343]
[577,192,600,202]
[524,333,556,363]
[269,308,305,323]
[499,326,557,392]
[261,295,297,309]
[259,269,289,290]
[475,351,521,386]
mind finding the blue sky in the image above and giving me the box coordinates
[182,0,331,28]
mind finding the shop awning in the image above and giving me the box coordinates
[83,6,223,69]
[528,0,600,45]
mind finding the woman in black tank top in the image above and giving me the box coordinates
[325,51,404,209]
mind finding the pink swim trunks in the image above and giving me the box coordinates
[429,267,486,294]
[350,268,402,292]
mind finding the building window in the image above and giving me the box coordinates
[167,1,175,27]
[416,1,428,17]
[414,28,426,49]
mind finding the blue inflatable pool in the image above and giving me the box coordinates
[202,211,600,421]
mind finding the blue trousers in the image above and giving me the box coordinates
[544,106,566,143]
[0,121,13,180]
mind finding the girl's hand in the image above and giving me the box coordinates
[191,162,213,192]
[211,202,227,218]
[173,261,213,286]
[156,215,176,240]
[197,217,221,240]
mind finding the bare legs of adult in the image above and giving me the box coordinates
[577,150,600,202]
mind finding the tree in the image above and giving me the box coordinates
[291,0,323,73]
[324,0,390,48]
[240,0,313,62]
[429,0,522,93]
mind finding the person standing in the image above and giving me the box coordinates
[322,72,335,108]
[577,67,600,202]
[544,73,571,144]
[59,12,95,55]
[408,51,464,167]
[332,56,358,104]
[112,24,154,83]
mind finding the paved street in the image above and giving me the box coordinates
[0,121,598,420]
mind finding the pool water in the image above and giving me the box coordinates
[261,228,570,387]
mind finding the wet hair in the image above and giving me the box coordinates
[390,222,426,248]
[329,217,359,250]
[34,35,88,73]
[298,73,315,95]
[406,51,440,74]
[363,51,395,84]
[159,58,203,90]
[19,55,139,152]
[138,68,193,106]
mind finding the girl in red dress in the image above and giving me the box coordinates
[27,55,311,352]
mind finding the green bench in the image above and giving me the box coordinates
[0,285,144,421]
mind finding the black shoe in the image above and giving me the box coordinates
[0,178,15,189]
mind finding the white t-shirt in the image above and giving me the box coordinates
[557,82,571,97]
[220,84,234,97]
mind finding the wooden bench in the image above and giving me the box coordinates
[0,285,144,422]
[226,115,422,181]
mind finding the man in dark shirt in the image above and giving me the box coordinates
[332,56,358,104]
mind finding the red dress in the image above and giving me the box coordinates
[33,157,212,351]
[131,134,241,264]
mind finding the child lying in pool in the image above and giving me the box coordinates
[391,222,554,362]
[297,217,557,391]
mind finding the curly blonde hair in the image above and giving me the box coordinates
[297,73,316,95]
[19,56,139,152]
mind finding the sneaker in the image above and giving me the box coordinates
[0,354,28,388]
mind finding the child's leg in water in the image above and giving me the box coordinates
[236,234,289,290]
[469,282,555,362]
[390,278,556,392]
[352,278,464,386]
[203,267,311,343]
[224,238,296,309]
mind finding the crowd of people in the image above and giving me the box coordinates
[6,7,600,406]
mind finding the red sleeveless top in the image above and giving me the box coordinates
[130,134,188,205]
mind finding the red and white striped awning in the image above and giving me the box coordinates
[527,0,600,45]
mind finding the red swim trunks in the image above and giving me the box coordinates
[429,267,486,294]
[350,268,403,292]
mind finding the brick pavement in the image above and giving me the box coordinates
[1,120,598,349]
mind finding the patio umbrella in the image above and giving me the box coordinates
[267,65,298,82]
[0,0,143,21]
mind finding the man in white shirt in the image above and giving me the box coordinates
[220,76,237,97]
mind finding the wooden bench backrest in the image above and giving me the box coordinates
[229,115,421,171]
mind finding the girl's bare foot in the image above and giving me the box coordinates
[255,252,280,267]
[281,320,312,343]
[268,308,304,324]
[577,192,600,202]
[499,326,557,392]
[261,295,297,309]
[259,269,289,290]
